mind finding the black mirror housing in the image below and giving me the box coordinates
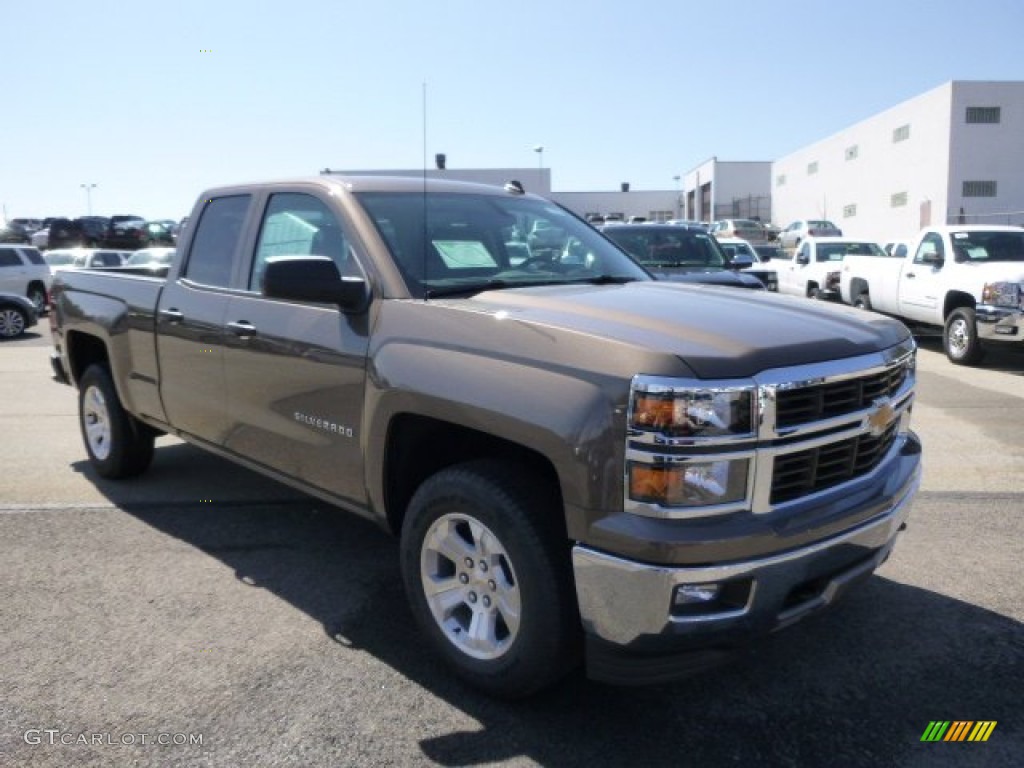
[262,256,369,313]
[728,254,755,270]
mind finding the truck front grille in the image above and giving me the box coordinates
[771,422,899,504]
[776,365,908,429]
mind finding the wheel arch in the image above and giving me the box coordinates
[381,414,565,540]
[943,290,976,320]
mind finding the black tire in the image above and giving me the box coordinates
[807,284,820,299]
[0,306,28,338]
[400,460,579,698]
[943,307,985,365]
[79,364,155,478]
[853,292,872,311]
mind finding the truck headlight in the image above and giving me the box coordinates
[981,281,1022,308]
[629,458,749,507]
[630,386,755,439]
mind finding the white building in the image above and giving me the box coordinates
[681,159,772,224]
[771,80,1024,241]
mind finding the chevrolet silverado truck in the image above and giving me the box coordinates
[839,225,1024,365]
[50,176,921,697]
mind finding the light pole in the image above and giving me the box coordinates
[533,145,544,191]
[80,183,97,216]
[673,175,681,219]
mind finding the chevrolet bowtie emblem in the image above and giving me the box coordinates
[866,398,897,437]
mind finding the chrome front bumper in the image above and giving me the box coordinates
[976,304,1024,343]
[572,444,920,650]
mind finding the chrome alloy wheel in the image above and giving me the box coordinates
[82,384,112,460]
[947,316,970,358]
[0,308,25,338]
[420,513,521,660]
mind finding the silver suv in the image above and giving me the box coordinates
[778,219,842,251]
[0,245,52,312]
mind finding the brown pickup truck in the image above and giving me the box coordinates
[50,176,922,697]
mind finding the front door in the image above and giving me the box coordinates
[222,191,371,506]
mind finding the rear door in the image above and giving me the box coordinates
[221,190,371,506]
[156,194,253,444]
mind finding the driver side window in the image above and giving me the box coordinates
[913,233,944,265]
[250,193,358,292]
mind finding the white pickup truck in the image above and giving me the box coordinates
[839,225,1024,364]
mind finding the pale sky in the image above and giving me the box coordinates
[4,0,1023,221]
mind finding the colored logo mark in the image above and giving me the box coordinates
[920,721,997,742]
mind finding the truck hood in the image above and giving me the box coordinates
[956,261,1024,285]
[459,281,910,379]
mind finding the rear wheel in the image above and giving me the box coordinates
[26,284,47,314]
[0,306,28,338]
[806,284,821,299]
[400,460,578,698]
[943,307,984,365]
[79,364,155,477]
[854,292,872,311]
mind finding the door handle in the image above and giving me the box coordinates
[228,320,257,338]
[159,308,184,322]
[904,272,916,279]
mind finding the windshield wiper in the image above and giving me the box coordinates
[565,274,639,285]
[425,278,572,298]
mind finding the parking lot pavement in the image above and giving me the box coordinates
[1,333,1021,767]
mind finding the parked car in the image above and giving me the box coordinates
[45,248,129,273]
[709,219,769,243]
[98,215,146,248]
[0,291,38,338]
[839,226,1024,364]
[601,224,765,289]
[778,220,843,251]
[77,216,112,246]
[124,247,176,270]
[0,218,41,243]
[102,219,168,250]
[714,237,779,290]
[664,219,709,231]
[0,244,52,312]
[778,237,883,300]
[753,243,786,262]
[883,239,913,259]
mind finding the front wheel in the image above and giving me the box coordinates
[400,461,579,698]
[79,365,156,477]
[853,293,872,311]
[944,307,985,365]
[0,306,28,338]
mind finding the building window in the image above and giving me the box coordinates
[648,210,673,222]
[843,204,857,218]
[893,124,910,143]
[845,145,859,161]
[807,161,818,175]
[776,174,786,187]
[963,181,997,197]
[891,192,908,208]
[965,106,1001,124]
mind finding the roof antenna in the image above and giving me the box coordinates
[422,81,429,301]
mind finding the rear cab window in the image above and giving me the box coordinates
[182,196,252,287]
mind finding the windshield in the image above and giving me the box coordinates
[950,230,1024,262]
[603,227,728,268]
[355,191,650,297]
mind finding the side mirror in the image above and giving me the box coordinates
[920,251,944,266]
[796,253,810,265]
[263,256,369,313]
[728,254,754,270]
